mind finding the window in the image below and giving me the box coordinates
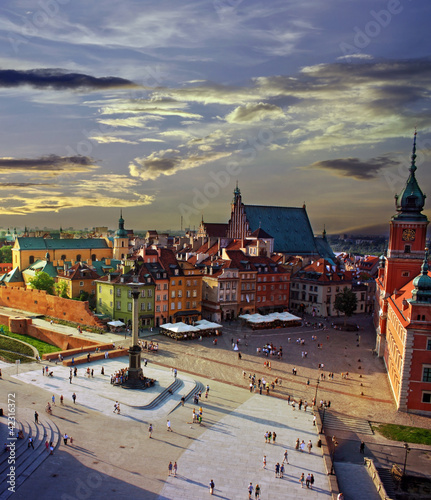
[423,366,431,382]
[61,254,66,261]
[116,301,121,310]
[163,305,168,312]
[141,289,146,298]
[76,254,81,262]
[232,293,236,300]
[226,294,230,301]
[109,287,112,294]
[177,301,182,309]
[193,280,197,286]
[402,271,410,277]
[178,280,182,285]
[99,298,102,305]
[91,254,96,261]
[220,283,224,290]
[178,290,182,298]
[99,286,102,293]
[187,280,191,287]
[171,291,176,298]
[404,245,411,254]
[164,284,168,290]
[186,301,190,309]
[127,290,132,299]
[127,303,132,312]
[427,338,431,350]
[192,301,197,308]
[163,294,167,301]
[110,301,113,307]
[156,305,160,312]
[171,280,175,286]
[116,289,121,297]
[171,302,175,310]
[147,289,152,297]
[422,392,431,404]
[147,303,152,311]
[157,284,161,290]
[140,303,146,311]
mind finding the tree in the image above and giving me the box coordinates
[55,281,69,298]
[0,245,12,263]
[28,271,55,295]
[334,286,357,326]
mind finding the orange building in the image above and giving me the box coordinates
[375,134,431,414]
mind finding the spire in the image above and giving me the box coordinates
[116,210,128,238]
[393,131,427,221]
[232,182,241,204]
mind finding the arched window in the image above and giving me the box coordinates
[404,245,411,254]
[29,256,35,264]
[76,254,81,262]
[91,254,96,261]
[61,254,66,261]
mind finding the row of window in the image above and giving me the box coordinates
[257,276,288,282]
[257,295,287,302]
[171,290,198,298]
[257,284,288,291]
[28,254,98,264]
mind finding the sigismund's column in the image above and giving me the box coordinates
[127,283,143,381]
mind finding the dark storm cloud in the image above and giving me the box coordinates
[0,155,98,172]
[0,69,138,91]
[308,155,402,180]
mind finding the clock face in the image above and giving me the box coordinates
[402,228,416,241]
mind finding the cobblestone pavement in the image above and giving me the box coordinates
[1,311,430,500]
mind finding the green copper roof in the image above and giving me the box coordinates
[245,205,318,254]
[15,237,109,250]
[393,133,427,221]
[0,266,23,283]
[411,250,431,303]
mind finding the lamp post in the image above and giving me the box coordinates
[314,378,320,407]
[402,442,411,477]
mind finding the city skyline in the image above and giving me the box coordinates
[1,0,431,235]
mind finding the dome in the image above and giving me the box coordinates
[411,251,431,303]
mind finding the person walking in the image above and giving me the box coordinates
[72,392,76,404]
[262,455,266,469]
[272,431,277,443]
[52,395,55,406]
[34,411,39,424]
[359,441,365,454]
[63,434,69,445]
[307,440,313,454]
[166,420,172,431]
[168,461,173,476]
[209,479,215,495]
[60,395,64,405]
[148,424,153,438]
[310,474,315,489]
[173,462,177,476]
[28,437,34,449]
[306,473,311,488]
[254,484,261,499]
[248,482,253,499]
[283,449,288,464]
[275,462,280,478]
[280,463,284,478]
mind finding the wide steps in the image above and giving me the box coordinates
[376,466,397,498]
[0,415,61,499]
[128,378,183,410]
[320,409,374,435]
[169,381,206,414]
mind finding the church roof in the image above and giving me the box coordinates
[0,266,23,283]
[202,223,228,238]
[250,227,273,239]
[14,237,109,250]
[244,205,317,255]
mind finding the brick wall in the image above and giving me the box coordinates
[0,286,103,327]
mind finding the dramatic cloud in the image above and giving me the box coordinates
[225,102,284,123]
[0,69,138,91]
[0,155,99,174]
[307,155,402,180]
[129,149,231,181]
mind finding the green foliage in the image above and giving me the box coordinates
[0,245,12,263]
[28,271,55,294]
[55,280,69,298]
[374,424,431,445]
[0,350,33,363]
[334,286,357,325]
[0,336,34,356]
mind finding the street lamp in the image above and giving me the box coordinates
[402,442,411,477]
[314,378,320,407]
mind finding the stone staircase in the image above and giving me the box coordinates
[319,409,374,436]
[376,466,397,498]
[0,415,61,499]
[128,378,184,410]
[169,381,206,414]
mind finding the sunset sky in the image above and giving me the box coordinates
[0,0,430,235]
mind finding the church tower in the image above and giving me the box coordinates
[226,183,250,240]
[113,210,129,260]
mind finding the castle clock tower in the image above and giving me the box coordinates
[375,133,429,356]
[385,133,428,295]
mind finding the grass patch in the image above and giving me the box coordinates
[374,423,431,445]
[0,336,34,356]
[0,350,34,364]
[0,325,60,357]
